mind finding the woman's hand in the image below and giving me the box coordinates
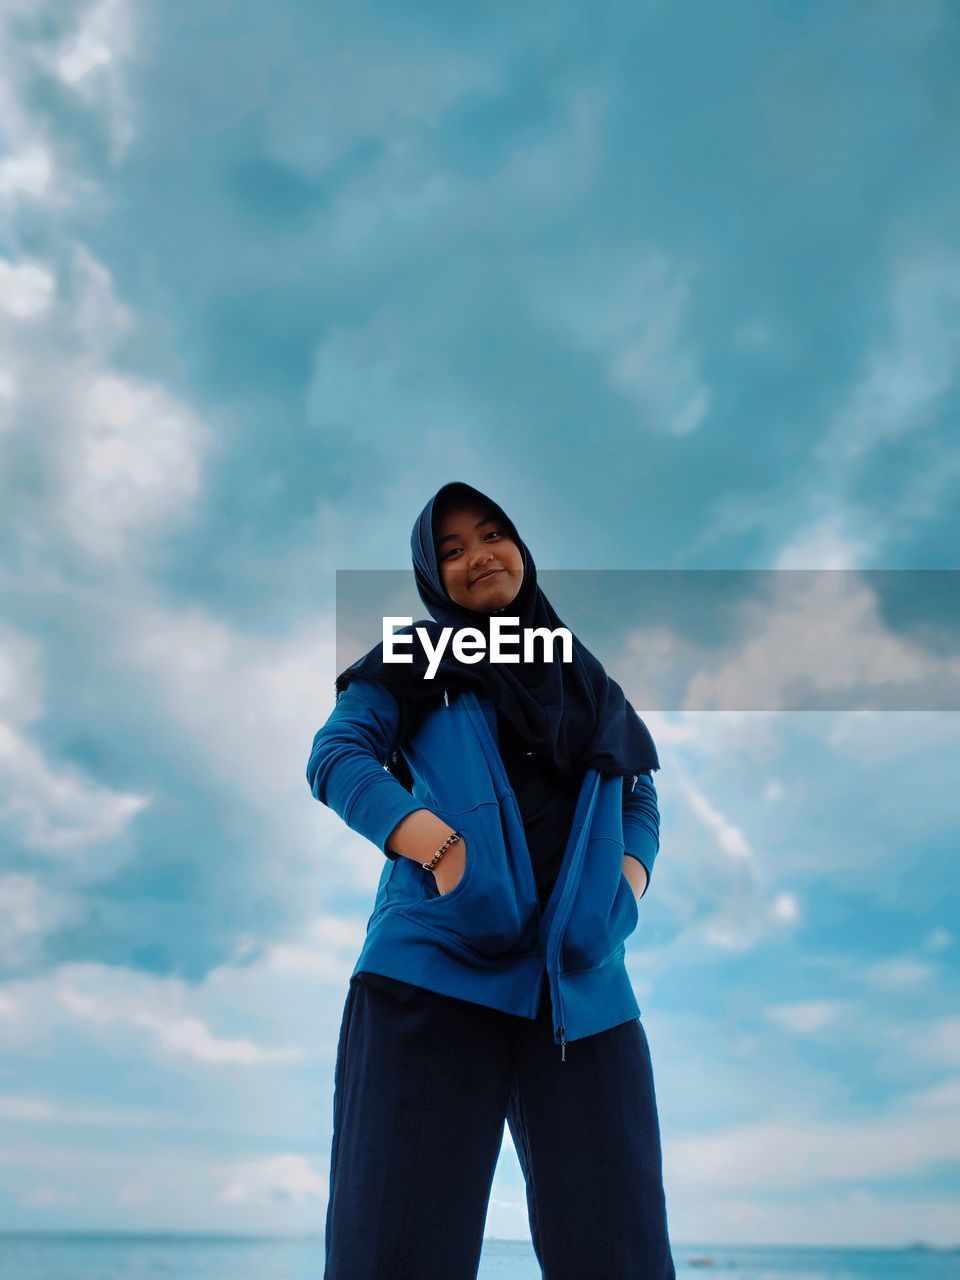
[434,836,467,895]
[622,853,648,900]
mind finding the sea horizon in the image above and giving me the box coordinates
[1,1229,959,1280]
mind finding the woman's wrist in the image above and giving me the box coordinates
[386,808,458,864]
[431,837,466,894]
[622,852,649,899]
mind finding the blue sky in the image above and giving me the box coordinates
[1,0,958,1249]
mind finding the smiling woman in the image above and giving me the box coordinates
[308,479,674,1280]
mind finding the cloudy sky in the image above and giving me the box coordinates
[1,0,958,1249]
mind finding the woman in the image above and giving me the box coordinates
[307,481,676,1280]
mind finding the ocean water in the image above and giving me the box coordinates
[0,1235,957,1279]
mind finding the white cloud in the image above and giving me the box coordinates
[681,777,754,864]
[114,602,372,889]
[598,716,810,952]
[669,1187,960,1249]
[903,1074,960,1112]
[667,1099,960,1193]
[0,0,136,215]
[262,914,368,980]
[769,891,800,924]
[0,721,151,856]
[0,1141,327,1231]
[68,243,132,352]
[0,624,42,724]
[0,145,52,200]
[0,943,339,1069]
[817,252,960,465]
[0,625,150,877]
[0,258,55,318]
[57,24,113,83]
[44,0,136,161]
[677,773,772,952]
[0,366,16,433]
[0,874,82,970]
[0,4,61,214]
[56,972,300,1064]
[691,249,960,571]
[681,572,958,713]
[764,999,847,1034]
[778,249,960,569]
[907,1016,960,1069]
[55,370,210,561]
[861,957,939,990]
[58,980,302,1065]
[922,928,952,953]
[0,1093,174,1128]
[21,1185,80,1208]
[213,1153,325,1206]
[497,84,608,204]
[0,247,212,570]
[823,708,960,768]
[774,514,873,570]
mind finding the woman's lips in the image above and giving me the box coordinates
[472,567,503,586]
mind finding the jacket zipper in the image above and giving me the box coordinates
[543,783,594,1062]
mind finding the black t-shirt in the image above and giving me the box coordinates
[494,709,579,914]
[356,707,580,1001]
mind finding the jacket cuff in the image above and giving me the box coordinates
[345,773,424,861]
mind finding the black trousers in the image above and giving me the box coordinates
[324,971,677,1280]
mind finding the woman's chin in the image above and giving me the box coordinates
[478,594,517,614]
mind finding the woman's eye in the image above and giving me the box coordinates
[443,530,502,560]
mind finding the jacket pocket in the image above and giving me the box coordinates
[371,853,430,917]
[402,801,527,959]
[560,837,639,974]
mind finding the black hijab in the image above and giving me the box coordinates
[334,481,659,786]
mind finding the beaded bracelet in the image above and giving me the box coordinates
[422,830,461,873]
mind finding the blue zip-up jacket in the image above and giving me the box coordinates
[306,677,661,1059]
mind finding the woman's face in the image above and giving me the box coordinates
[436,499,524,613]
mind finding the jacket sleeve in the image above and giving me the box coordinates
[305,678,425,860]
[622,772,660,899]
